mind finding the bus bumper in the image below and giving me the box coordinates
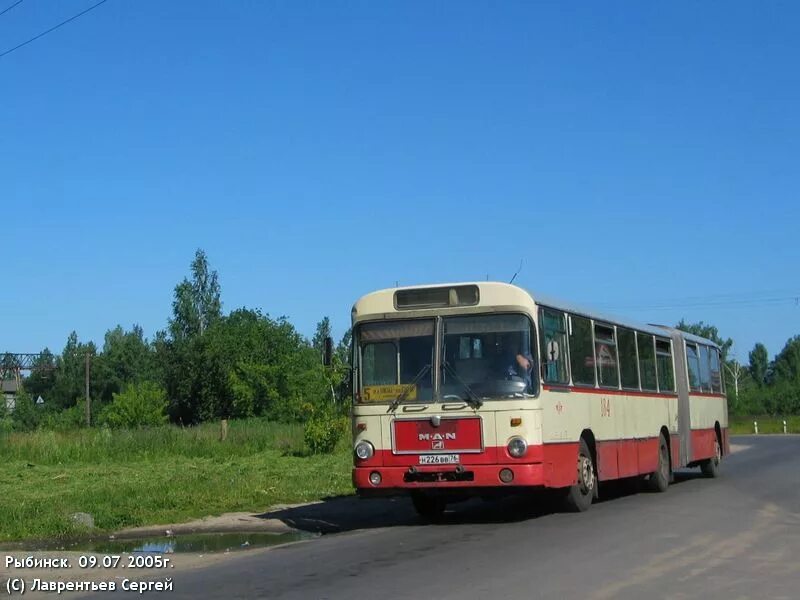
[353,463,545,492]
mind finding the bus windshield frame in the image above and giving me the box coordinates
[354,313,538,405]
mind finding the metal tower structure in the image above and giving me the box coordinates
[0,353,56,389]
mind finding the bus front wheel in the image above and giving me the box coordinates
[564,438,596,512]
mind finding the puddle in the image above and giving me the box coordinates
[2,531,318,554]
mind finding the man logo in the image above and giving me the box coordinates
[418,432,456,441]
[432,440,445,450]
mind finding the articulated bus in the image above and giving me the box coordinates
[341,282,728,517]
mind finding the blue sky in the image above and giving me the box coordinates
[1,1,798,363]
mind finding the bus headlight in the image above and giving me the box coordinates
[355,441,374,460]
[507,436,528,458]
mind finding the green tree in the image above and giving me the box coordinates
[21,349,56,400]
[336,328,352,364]
[160,296,330,423]
[312,317,332,356]
[748,343,769,387]
[161,249,224,423]
[94,324,156,404]
[209,309,327,421]
[331,328,353,405]
[771,336,800,384]
[311,316,351,404]
[169,249,222,342]
[157,332,203,424]
[44,333,98,411]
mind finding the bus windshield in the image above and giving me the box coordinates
[441,314,537,400]
[357,319,435,403]
[355,314,537,404]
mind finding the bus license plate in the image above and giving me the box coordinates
[419,454,460,465]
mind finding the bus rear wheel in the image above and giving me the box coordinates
[564,438,596,512]
[411,492,446,521]
[700,435,721,478]
[647,434,670,493]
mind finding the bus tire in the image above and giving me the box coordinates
[411,492,446,520]
[647,434,670,493]
[564,438,596,512]
[700,435,721,478]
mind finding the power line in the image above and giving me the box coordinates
[591,287,800,306]
[629,297,800,311]
[586,289,800,312]
[0,0,24,18]
[595,298,798,312]
[0,0,108,60]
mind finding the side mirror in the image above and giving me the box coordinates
[323,336,333,366]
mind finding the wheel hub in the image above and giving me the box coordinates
[578,455,594,494]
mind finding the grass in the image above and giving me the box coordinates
[729,415,800,435]
[0,419,352,543]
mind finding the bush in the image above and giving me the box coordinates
[0,401,11,435]
[99,381,168,429]
[39,402,87,431]
[304,410,348,454]
[735,382,800,416]
[10,391,42,432]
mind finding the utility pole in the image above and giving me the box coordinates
[85,352,91,427]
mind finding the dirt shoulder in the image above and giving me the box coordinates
[111,508,300,539]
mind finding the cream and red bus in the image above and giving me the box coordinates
[343,282,728,517]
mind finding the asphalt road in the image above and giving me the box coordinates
[101,435,800,599]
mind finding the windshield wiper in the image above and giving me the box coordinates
[387,364,431,413]
[441,360,483,409]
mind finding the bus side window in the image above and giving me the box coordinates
[637,333,657,391]
[710,348,723,393]
[539,308,569,384]
[655,338,675,392]
[594,323,619,388]
[618,327,639,390]
[686,343,702,391]
[569,314,596,386]
[698,345,712,392]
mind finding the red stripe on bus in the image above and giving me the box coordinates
[543,385,677,399]
[691,428,720,461]
[596,437,662,480]
[353,427,727,492]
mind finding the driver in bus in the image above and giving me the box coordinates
[503,331,534,390]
